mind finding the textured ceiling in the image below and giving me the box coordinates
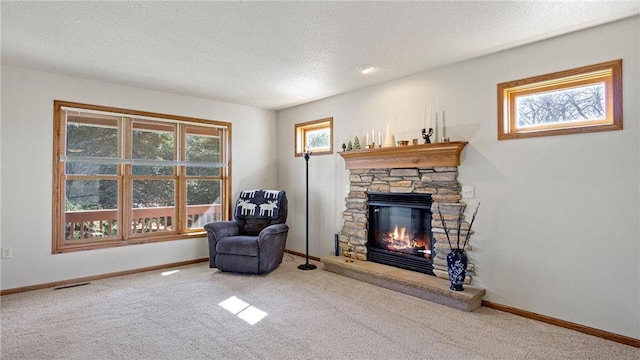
[2,1,638,110]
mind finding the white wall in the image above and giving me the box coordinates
[0,65,278,290]
[277,17,640,339]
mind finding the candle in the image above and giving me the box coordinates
[366,133,369,145]
[372,129,375,144]
[424,105,427,128]
[429,108,433,130]
[442,111,446,139]
[435,112,439,143]
[378,131,381,145]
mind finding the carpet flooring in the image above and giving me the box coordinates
[1,255,637,359]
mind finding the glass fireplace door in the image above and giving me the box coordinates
[371,205,432,259]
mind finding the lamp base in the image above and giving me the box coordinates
[297,263,317,270]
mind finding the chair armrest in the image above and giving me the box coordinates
[257,224,289,273]
[204,221,240,240]
[204,221,240,269]
[257,223,289,241]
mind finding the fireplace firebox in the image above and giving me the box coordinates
[367,192,434,275]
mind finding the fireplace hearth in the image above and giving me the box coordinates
[367,192,435,275]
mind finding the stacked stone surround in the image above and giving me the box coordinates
[339,166,475,282]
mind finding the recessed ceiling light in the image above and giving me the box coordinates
[357,65,374,74]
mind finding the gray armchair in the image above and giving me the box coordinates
[204,190,288,274]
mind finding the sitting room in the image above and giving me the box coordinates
[1,2,639,358]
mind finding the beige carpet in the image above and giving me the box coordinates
[1,255,637,360]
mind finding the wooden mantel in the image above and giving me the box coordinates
[338,141,467,170]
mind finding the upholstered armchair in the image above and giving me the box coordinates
[204,190,289,274]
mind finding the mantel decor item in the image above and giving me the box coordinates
[437,202,480,291]
[343,238,355,263]
[384,124,394,147]
[298,148,317,271]
[422,127,434,144]
[353,136,361,150]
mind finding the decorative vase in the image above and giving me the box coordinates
[446,249,468,291]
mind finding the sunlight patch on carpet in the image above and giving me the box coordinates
[237,306,268,325]
[161,270,180,276]
[219,296,268,325]
[219,296,250,314]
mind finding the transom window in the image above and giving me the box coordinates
[294,117,333,156]
[53,100,231,253]
[497,59,622,140]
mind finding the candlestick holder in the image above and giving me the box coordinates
[343,240,355,263]
[422,128,433,144]
[298,149,317,271]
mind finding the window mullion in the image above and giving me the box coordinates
[121,117,132,240]
[176,124,186,234]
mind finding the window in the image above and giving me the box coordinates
[294,117,333,156]
[53,100,231,253]
[497,59,622,140]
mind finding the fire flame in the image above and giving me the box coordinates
[392,225,406,244]
[382,225,430,258]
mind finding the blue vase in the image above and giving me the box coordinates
[447,249,468,291]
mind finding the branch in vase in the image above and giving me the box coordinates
[462,202,481,249]
[436,203,453,249]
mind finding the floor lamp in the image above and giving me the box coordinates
[298,148,317,270]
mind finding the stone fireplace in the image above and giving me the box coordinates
[338,142,474,283]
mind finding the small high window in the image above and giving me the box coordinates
[497,59,622,140]
[294,117,333,156]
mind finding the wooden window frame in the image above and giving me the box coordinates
[497,59,622,140]
[53,100,232,253]
[294,117,333,157]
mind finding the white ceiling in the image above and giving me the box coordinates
[2,1,638,110]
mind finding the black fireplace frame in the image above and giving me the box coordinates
[367,192,435,275]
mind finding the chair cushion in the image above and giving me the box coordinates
[216,236,259,257]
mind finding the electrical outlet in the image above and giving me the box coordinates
[462,186,475,199]
[1,247,13,259]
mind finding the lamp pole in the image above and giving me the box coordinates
[298,148,317,270]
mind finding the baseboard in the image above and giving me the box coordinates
[482,300,639,348]
[0,258,209,296]
[2,253,313,295]
[284,249,321,262]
